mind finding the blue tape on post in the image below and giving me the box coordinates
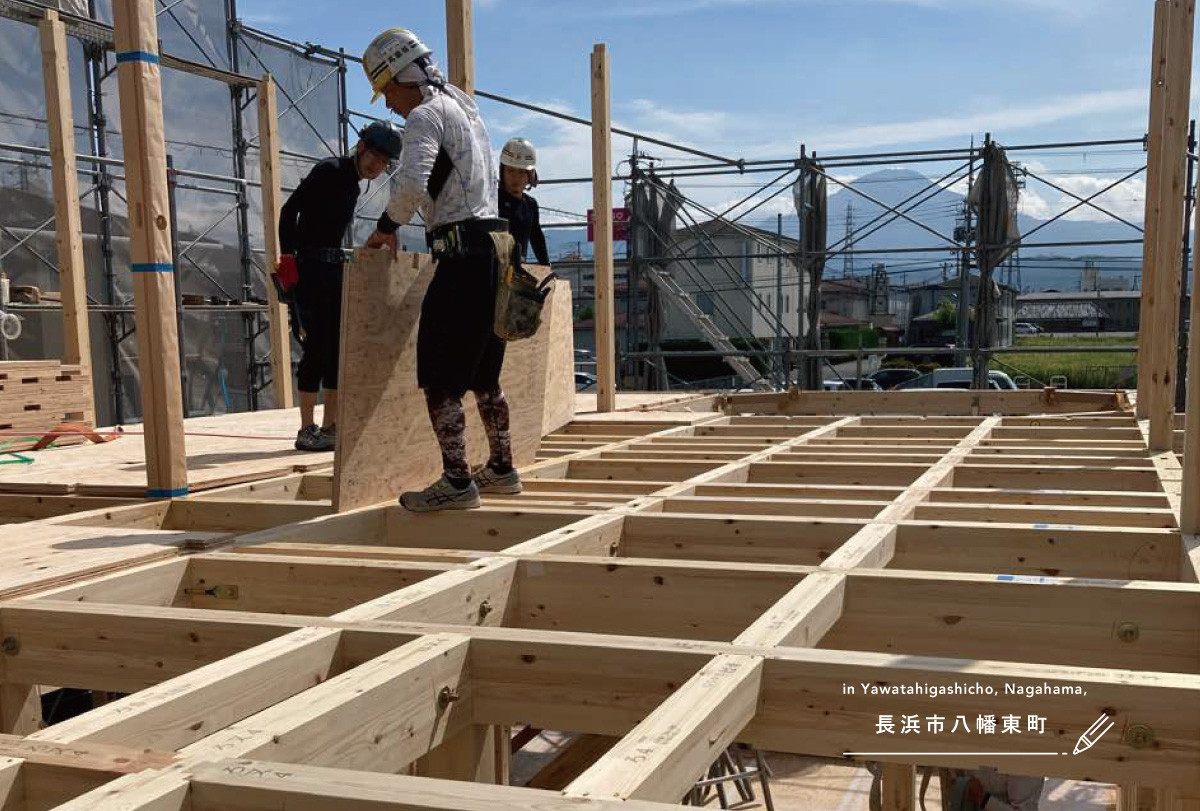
[116,50,161,64]
[131,263,175,273]
[147,486,189,499]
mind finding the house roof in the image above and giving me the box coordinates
[1018,290,1143,302]
[1016,301,1107,320]
[675,219,800,248]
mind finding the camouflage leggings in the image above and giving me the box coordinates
[424,387,512,480]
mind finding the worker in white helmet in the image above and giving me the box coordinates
[361,27,522,512]
[497,137,549,267]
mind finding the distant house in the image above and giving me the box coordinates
[1016,290,1182,333]
[909,275,1017,346]
[1015,300,1108,333]
[819,277,912,342]
[662,220,806,344]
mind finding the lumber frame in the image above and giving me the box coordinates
[254,74,295,409]
[445,0,474,95]
[2,396,1200,808]
[111,0,188,498]
[591,43,616,413]
[1181,122,1200,537]
[1141,0,1196,449]
[38,9,95,425]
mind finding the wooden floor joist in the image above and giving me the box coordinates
[0,392,1197,809]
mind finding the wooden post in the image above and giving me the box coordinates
[1144,0,1195,449]
[882,763,915,811]
[591,43,616,413]
[1137,0,1170,419]
[111,0,188,498]
[256,74,295,409]
[445,0,475,95]
[39,10,95,424]
[1182,198,1200,534]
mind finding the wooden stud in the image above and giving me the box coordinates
[882,763,915,811]
[111,0,188,498]
[1145,0,1196,449]
[255,74,295,409]
[1181,127,1200,535]
[38,10,95,425]
[445,0,475,95]
[591,43,616,413]
[1138,0,1171,419]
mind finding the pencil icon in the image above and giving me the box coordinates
[1073,713,1115,754]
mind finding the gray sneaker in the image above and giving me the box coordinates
[399,476,481,512]
[295,424,334,452]
[473,465,522,495]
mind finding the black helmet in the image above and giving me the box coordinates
[359,120,402,161]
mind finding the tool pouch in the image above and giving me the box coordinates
[491,231,555,341]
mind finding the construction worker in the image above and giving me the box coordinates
[279,120,401,452]
[362,27,522,511]
[497,137,550,266]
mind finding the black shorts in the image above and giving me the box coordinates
[293,262,343,393]
[416,252,506,397]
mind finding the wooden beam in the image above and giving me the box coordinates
[255,74,295,409]
[1138,0,1171,419]
[1145,0,1196,449]
[38,10,95,423]
[184,759,677,811]
[180,634,472,773]
[882,763,915,811]
[1182,124,1200,536]
[111,0,188,498]
[591,43,616,413]
[565,655,762,803]
[29,627,342,750]
[444,0,474,95]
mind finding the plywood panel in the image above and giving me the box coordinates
[333,249,573,512]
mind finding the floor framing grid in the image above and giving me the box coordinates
[0,393,1197,810]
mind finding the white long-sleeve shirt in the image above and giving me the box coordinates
[382,84,497,232]
[973,768,1045,811]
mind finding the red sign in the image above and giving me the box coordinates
[587,207,630,242]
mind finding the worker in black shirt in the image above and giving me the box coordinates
[278,121,402,451]
[497,137,549,266]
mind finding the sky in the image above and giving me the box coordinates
[235,0,1165,231]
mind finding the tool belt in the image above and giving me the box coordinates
[296,247,351,265]
[490,230,556,342]
[428,217,509,260]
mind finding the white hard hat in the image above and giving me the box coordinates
[500,137,537,171]
[363,28,432,103]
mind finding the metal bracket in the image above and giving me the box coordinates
[437,686,461,710]
[183,584,240,600]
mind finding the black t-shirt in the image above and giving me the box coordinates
[498,187,550,266]
[279,156,361,257]
[279,156,361,304]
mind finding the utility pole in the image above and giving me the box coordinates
[955,136,976,367]
[776,213,784,388]
[842,201,856,279]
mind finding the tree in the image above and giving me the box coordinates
[934,298,957,329]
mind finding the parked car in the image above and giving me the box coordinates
[897,367,1019,390]
[823,378,882,391]
[1014,322,1043,336]
[870,368,922,390]
[574,372,597,391]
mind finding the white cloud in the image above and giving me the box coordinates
[808,88,1146,152]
